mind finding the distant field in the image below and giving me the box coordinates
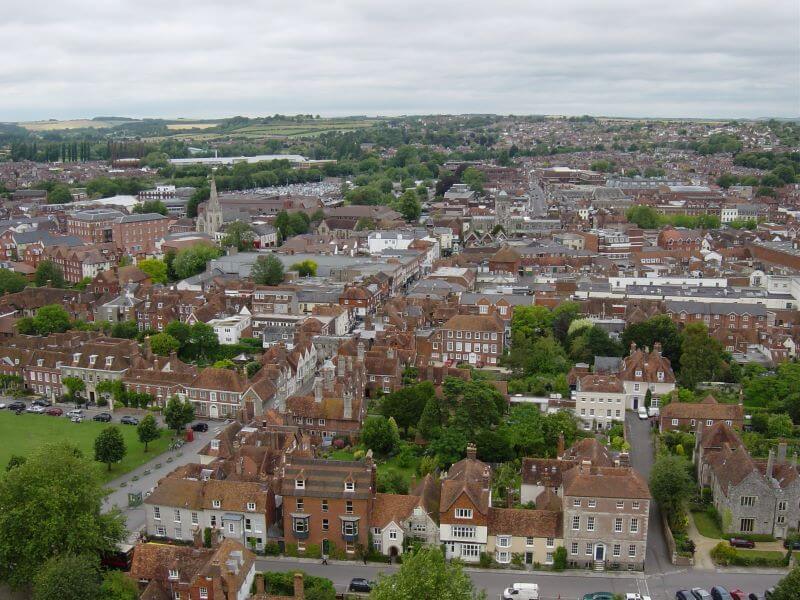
[166,122,219,130]
[19,119,122,131]
[0,410,172,482]
[191,119,380,141]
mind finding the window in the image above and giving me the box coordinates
[295,479,305,489]
[615,517,623,533]
[546,537,554,548]
[672,418,679,426]
[296,499,304,511]
[212,500,221,508]
[245,519,251,531]
[455,508,473,519]
[247,502,256,511]
[346,501,353,514]
[322,519,329,531]
[293,517,308,533]
[706,419,713,426]
[572,516,580,530]
[740,518,754,533]
[227,523,234,534]
[588,499,596,508]
[452,526,476,539]
[153,507,161,520]
[322,499,329,512]
[778,501,787,511]
[389,529,398,540]
[573,499,581,508]
[345,481,355,492]
[587,517,595,532]
[571,542,579,555]
[199,588,208,600]
[546,552,553,564]
[629,545,636,558]
[630,518,639,533]
[496,550,510,563]
[613,544,621,558]
[191,512,198,525]
[632,501,640,510]
[741,496,756,507]
[168,569,179,580]
[157,527,166,537]
[174,509,181,523]
[342,520,358,537]
[175,525,182,538]
[461,544,480,559]
[497,536,511,548]
[616,500,624,509]
[585,543,592,556]
[526,537,534,547]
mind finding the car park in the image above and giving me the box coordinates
[8,401,26,411]
[729,537,755,549]
[120,415,139,425]
[637,405,649,419]
[26,405,46,414]
[692,589,712,600]
[711,587,734,600]
[502,583,539,599]
[348,578,372,593]
[191,422,209,432]
[45,407,63,416]
[93,412,112,422]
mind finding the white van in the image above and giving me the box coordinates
[502,583,539,600]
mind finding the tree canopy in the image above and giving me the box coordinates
[172,244,221,279]
[94,426,127,471]
[34,260,66,288]
[252,255,285,285]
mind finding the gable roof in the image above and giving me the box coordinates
[488,507,562,538]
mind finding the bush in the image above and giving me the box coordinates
[553,546,568,571]
[263,542,280,556]
[284,543,298,558]
[711,542,787,567]
[478,552,494,568]
[304,543,321,559]
[203,527,212,548]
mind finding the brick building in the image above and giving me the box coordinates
[435,313,505,366]
[111,212,170,255]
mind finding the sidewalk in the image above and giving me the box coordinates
[686,512,717,570]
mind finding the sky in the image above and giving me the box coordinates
[2,0,799,121]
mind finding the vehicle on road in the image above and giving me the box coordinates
[626,594,652,600]
[692,589,712,600]
[711,587,734,600]
[66,408,83,419]
[502,582,539,599]
[31,399,51,408]
[348,578,372,593]
[191,422,209,432]
[676,592,695,600]
[729,538,755,549]
[45,407,63,416]
[648,406,660,417]
[120,416,139,426]
[8,401,26,411]
[93,412,112,422]
[26,405,46,414]
[583,594,614,600]
[637,405,649,419]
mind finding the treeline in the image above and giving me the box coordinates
[626,205,721,230]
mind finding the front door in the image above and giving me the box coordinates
[594,543,605,561]
[525,552,533,565]
[322,539,329,555]
[209,404,218,419]
[633,396,639,409]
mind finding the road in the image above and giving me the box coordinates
[626,414,673,574]
[255,557,784,599]
[528,170,548,217]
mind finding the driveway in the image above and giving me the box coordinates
[626,414,673,574]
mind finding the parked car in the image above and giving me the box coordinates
[648,406,660,417]
[626,594,651,600]
[711,587,734,600]
[26,405,46,414]
[503,583,539,599]
[191,422,209,432]
[45,407,63,416]
[582,594,614,600]
[120,416,139,426]
[637,405,649,419]
[692,589,712,600]
[677,592,695,600]
[348,578,372,593]
[31,399,51,408]
[0,402,6,409]
[765,588,775,599]
[728,590,746,600]
[65,409,83,419]
[729,537,755,549]
[747,594,765,600]
[8,401,26,411]
[71,415,84,423]
[93,412,112,422]
[782,537,800,550]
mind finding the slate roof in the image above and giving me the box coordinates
[562,466,651,499]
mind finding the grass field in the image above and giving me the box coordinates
[692,510,723,539]
[0,411,172,482]
[165,122,219,130]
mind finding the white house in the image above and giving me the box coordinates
[207,307,252,344]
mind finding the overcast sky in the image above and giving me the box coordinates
[2,0,798,121]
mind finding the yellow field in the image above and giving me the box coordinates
[19,119,120,131]
[166,122,219,130]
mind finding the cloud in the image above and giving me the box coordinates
[1,0,797,120]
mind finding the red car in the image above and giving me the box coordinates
[729,590,745,600]
[45,407,63,416]
[729,537,755,549]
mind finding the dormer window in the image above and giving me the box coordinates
[168,569,179,580]
[89,355,97,366]
[635,369,642,377]
[37,359,43,367]
[105,356,113,367]
[344,481,355,492]
[247,502,256,511]
[210,440,220,450]
[212,500,221,508]
[295,479,305,489]
[657,371,664,381]
[73,353,81,362]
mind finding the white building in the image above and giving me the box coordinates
[574,374,626,431]
[207,308,252,344]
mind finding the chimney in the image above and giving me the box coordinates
[557,433,565,457]
[653,342,662,356]
[343,390,352,420]
[629,341,637,353]
[255,574,265,595]
[506,487,514,508]
[357,341,365,362]
[766,448,775,480]
[314,376,322,404]
[466,443,477,460]
[482,466,490,491]
[293,573,304,599]
[337,356,345,378]
[387,346,395,359]
[777,442,788,464]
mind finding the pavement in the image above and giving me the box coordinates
[255,556,785,600]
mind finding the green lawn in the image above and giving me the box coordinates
[0,411,172,482]
[692,510,724,539]
[734,549,786,561]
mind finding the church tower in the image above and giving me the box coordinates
[197,178,223,235]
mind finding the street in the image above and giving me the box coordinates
[255,557,784,600]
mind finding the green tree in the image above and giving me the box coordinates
[0,443,126,588]
[186,186,210,219]
[377,470,409,494]
[61,376,85,405]
[622,315,683,371]
[5,455,26,471]
[428,427,468,467]
[369,546,486,600]
[417,393,445,440]
[110,320,139,339]
[767,413,794,438]
[149,332,180,356]
[398,189,422,222]
[32,304,71,335]
[132,200,168,215]
[137,258,168,284]
[35,260,66,288]
[136,414,160,452]
[94,426,127,471]
[165,320,192,347]
[361,416,400,456]
[649,454,693,530]
[291,259,318,277]
[552,546,568,571]
[460,167,486,194]
[625,205,663,229]
[678,322,725,389]
[379,381,434,436]
[222,221,255,251]
[172,244,221,279]
[0,268,27,295]
[164,396,195,435]
[46,184,74,205]
[188,322,219,360]
[99,570,139,600]
[33,554,101,600]
[769,565,800,600]
[251,254,285,285]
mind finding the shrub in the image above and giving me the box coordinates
[203,527,212,548]
[478,552,494,568]
[552,546,568,571]
[711,542,787,567]
[263,542,280,556]
[304,543,321,559]
[353,449,365,460]
[284,543,298,558]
